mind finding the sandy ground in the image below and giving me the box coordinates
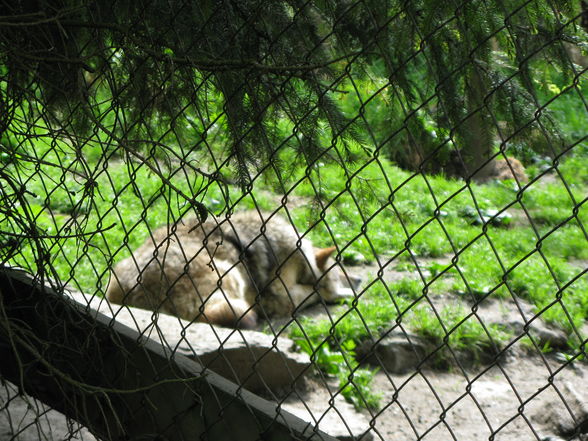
[271,347,586,441]
[366,354,587,440]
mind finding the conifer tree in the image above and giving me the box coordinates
[0,1,584,178]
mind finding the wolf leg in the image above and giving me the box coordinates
[200,291,257,329]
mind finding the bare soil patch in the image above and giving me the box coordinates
[366,354,587,440]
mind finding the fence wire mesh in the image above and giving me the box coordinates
[0,1,587,440]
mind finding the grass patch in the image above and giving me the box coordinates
[406,304,511,364]
[288,281,412,410]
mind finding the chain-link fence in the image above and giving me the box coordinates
[1,1,587,440]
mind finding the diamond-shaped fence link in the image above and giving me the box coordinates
[0,1,587,440]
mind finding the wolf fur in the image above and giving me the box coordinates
[486,157,528,183]
[446,150,529,183]
[106,211,355,328]
[471,157,528,183]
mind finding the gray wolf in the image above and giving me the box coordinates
[485,157,528,183]
[106,211,357,328]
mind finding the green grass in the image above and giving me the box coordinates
[288,281,410,410]
[406,304,511,362]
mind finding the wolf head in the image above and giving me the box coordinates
[313,246,361,302]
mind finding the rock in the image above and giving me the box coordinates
[174,323,311,394]
[64,290,374,439]
[476,297,570,350]
[528,322,569,350]
[544,382,588,439]
[356,332,432,374]
[64,290,311,394]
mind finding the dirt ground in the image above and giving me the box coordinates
[274,343,586,441]
[0,382,97,441]
[362,354,586,440]
[294,260,588,441]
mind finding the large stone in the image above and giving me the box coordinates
[64,291,377,440]
[356,332,433,374]
[64,291,311,394]
[475,296,570,350]
[528,322,569,350]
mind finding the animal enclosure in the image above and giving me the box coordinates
[0,1,587,440]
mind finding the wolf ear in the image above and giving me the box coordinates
[315,246,337,271]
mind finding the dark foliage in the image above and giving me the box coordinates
[0,1,584,177]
